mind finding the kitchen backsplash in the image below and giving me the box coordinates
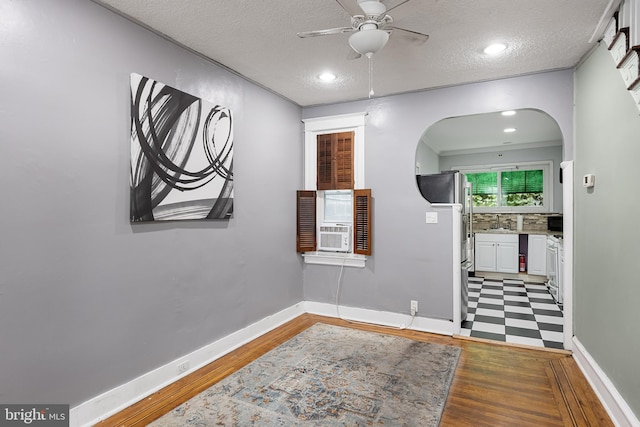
[472,213,559,232]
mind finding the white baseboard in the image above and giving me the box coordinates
[68,301,468,426]
[70,303,306,427]
[71,304,640,427]
[303,301,456,336]
[572,337,640,427]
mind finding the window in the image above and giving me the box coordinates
[298,113,371,266]
[296,189,371,256]
[462,162,552,212]
[467,172,498,207]
[323,190,353,223]
[501,169,544,207]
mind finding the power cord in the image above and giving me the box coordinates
[334,253,416,330]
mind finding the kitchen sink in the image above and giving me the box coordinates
[479,228,515,233]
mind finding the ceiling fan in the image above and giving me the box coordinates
[297,0,429,59]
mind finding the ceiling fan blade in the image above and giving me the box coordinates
[389,26,429,44]
[383,0,412,14]
[297,27,355,38]
[335,0,363,17]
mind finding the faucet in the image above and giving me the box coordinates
[496,214,501,229]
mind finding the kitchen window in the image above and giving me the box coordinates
[461,161,552,212]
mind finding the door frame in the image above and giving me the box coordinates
[561,160,574,350]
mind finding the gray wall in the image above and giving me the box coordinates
[416,140,440,175]
[1,0,598,414]
[302,71,573,320]
[0,0,303,406]
[574,43,640,417]
[440,145,564,212]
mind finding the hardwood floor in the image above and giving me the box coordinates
[97,314,613,426]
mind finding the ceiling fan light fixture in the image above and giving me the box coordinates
[357,0,387,16]
[349,28,389,57]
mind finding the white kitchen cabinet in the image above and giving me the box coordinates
[475,240,497,271]
[496,240,519,273]
[475,233,518,273]
[527,234,547,276]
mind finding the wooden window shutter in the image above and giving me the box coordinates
[334,132,354,189]
[296,190,316,252]
[316,132,354,190]
[353,189,372,256]
[316,134,333,191]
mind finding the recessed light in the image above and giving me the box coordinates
[504,128,516,133]
[484,43,507,55]
[501,110,516,116]
[318,72,336,82]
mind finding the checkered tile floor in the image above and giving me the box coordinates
[460,277,564,349]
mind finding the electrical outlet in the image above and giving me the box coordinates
[410,300,418,316]
[177,360,190,374]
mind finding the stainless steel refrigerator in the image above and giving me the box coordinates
[416,171,473,320]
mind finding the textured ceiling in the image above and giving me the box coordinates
[94,0,611,107]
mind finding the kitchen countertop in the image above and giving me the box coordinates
[475,229,563,237]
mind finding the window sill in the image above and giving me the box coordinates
[302,252,367,268]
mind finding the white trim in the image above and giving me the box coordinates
[303,112,367,190]
[632,0,640,48]
[302,112,366,131]
[572,338,640,427]
[303,301,456,336]
[620,0,632,31]
[611,29,629,64]
[70,298,639,427]
[70,303,306,427]
[303,132,318,190]
[561,160,574,351]
[439,140,561,157]
[72,300,453,426]
[590,0,624,43]
[302,251,366,268]
[451,204,462,333]
[354,131,365,189]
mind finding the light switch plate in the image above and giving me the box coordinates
[425,212,438,224]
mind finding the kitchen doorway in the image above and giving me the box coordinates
[416,109,572,351]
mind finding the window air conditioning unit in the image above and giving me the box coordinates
[318,224,351,252]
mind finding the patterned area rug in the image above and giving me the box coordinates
[150,323,461,426]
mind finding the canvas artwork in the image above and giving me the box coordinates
[130,73,233,221]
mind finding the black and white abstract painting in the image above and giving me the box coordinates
[130,73,233,221]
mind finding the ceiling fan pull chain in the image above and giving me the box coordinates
[368,56,374,98]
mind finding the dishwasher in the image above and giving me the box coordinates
[546,235,561,303]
